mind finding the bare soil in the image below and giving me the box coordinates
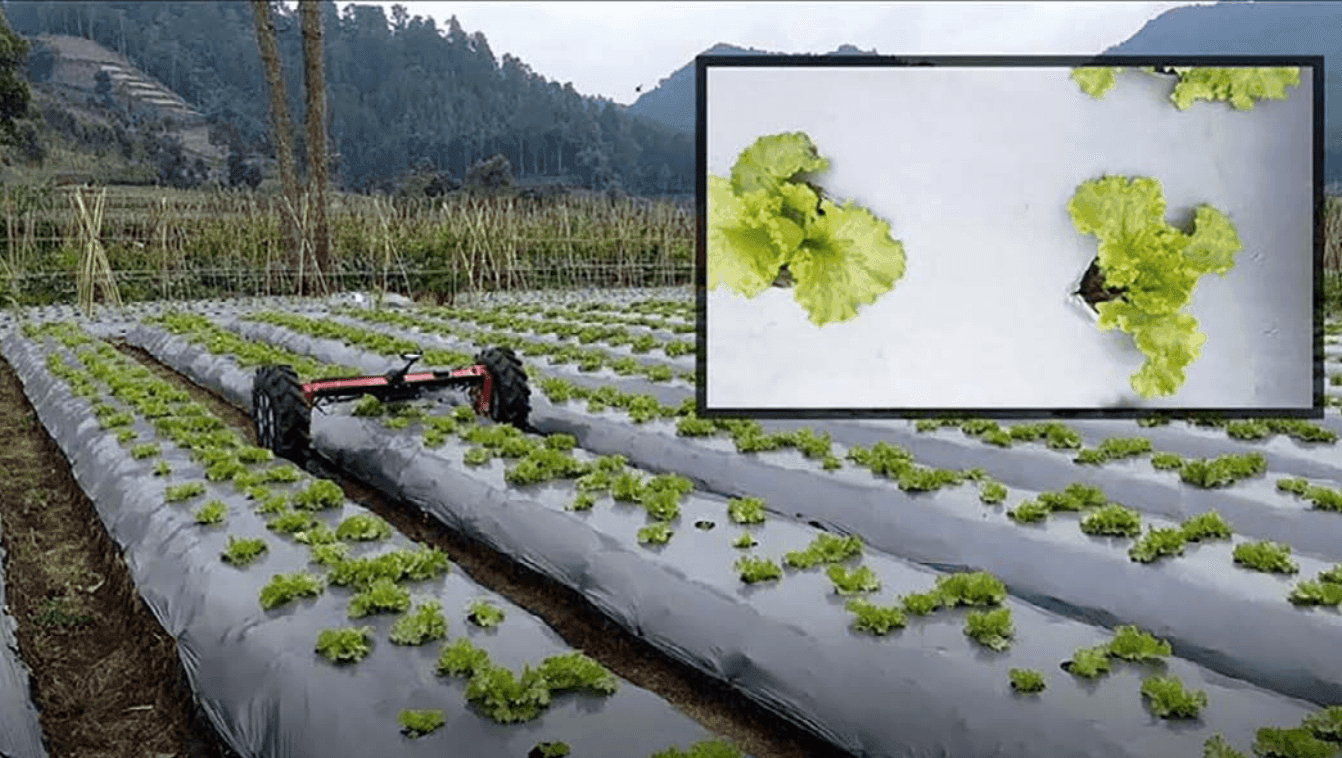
[0,356,238,758]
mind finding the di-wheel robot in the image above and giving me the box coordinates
[250,347,531,463]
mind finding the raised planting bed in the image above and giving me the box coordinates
[0,512,49,758]
[769,418,1342,563]
[122,317,1333,758]
[519,402,1342,708]
[1,322,726,758]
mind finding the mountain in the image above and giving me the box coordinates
[1104,0,1342,184]
[625,42,877,133]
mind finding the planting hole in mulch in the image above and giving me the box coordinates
[1074,257,1130,315]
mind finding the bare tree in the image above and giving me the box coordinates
[250,0,302,292]
[300,0,331,291]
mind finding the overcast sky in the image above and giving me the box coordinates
[352,1,1215,105]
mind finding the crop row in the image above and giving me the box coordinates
[121,311,1342,758]
[5,319,731,758]
[490,302,696,333]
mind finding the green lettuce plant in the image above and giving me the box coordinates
[316,625,374,664]
[348,577,412,618]
[398,708,445,738]
[708,131,907,326]
[826,564,881,595]
[1141,675,1208,719]
[259,572,324,610]
[735,554,782,584]
[467,599,506,628]
[1233,540,1299,574]
[390,600,448,645]
[1068,174,1242,398]
[845,598,907,635]
[1072,66,1301,111]
[221,536,268,566]
[964,607,1014,651]
[1009,668,1047,693]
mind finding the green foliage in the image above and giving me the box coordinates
[467,598,506,628]
[1072,67,1120,98]
[650,740,745,758]
[1066,645,1113,679]
[1080,504,1143,537]
[348,577,412,618]
[335,514,393,541]
[826,564,881,595]
[389,600,448,645]
[978,479,1008,504]
[1151,452,1185,470]
[153,460,172,477]
[437,636,493,679]
[637,523,674,545]
[398,708,445,738]
[464,663,552,723]
[164,481,206,503]
[1009,668,1047,693]
[315,626,374,664]
[1302,706,1342,742]
[734,554,783,584]
[1181,510,1234,542]
[294,479,344,510]
[131,442,161,460]
[708,131,907,326]
[901,591,943,616]
[1107,625,1172,662]
[1141,675,1208,719]
[1165,67,1301,111]
[309,542,351,567]
[259,572,324,610]
[1068,175,1241,398]
[193,499,228,525]
[1180,452,1268,488]
[964,607,1014,651]
[1234,540,1299,574]
[1252,727,1339,758]
[934,571,1008,607]
[1007,500,1051,523]
[537,651,618,695]
[732,531,757,549]
[1128,526,1187,563]
[783,533,863,569]
[221,536,268,567]
[267,508,317,535]
[532,742,572,758]
[728,496,767,524]
[844,598,907,635]
[1202,734,1248,758]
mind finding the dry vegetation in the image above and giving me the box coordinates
[0,184,695,306]
[1,183,1339,313]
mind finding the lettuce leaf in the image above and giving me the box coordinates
[709,132,907,326]
[1071,65,1301,111]
[1168,66,1300,111]
[1069,175,1242,398]
[791,198,907,326]
[1072,67,1120,99]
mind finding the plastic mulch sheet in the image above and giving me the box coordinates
[2,329,720,758]
[530,402,1342,709]
[0,516,48,758]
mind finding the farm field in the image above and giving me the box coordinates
[2,288,1342,758]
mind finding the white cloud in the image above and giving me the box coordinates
[351,1,1213,104]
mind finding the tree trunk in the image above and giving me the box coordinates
[300,0,330,295]
[250,0,303,294]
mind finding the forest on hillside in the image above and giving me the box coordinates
[2,0,694,196]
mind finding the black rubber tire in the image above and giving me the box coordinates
[474,346,530,429]
[252,365,311,461]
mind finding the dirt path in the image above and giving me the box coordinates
[108,340,841,758]
[0,358,238,758]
